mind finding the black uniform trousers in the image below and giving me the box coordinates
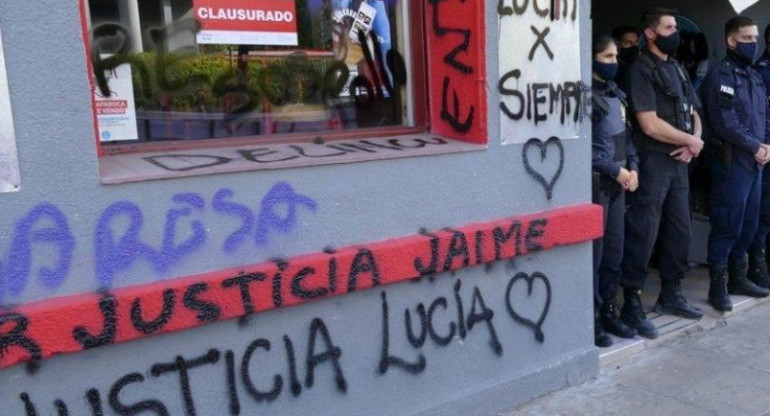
[622,151,691,289]
[749,166,770,255]
[593,176,625,309]
[707,153,761,265]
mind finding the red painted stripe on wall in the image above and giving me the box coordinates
[0,203,602,369]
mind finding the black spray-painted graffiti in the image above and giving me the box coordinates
[497,0,582,127]
[497,0,578,22]
[505,272,551,343]
[17,272,552,415]
[348,29,408,110]
[429,0,476,134]
[0,215,552,369]
[0,314,42,364]
[528,26,554,60]
[498,73,581,127]
[378,272,552,376]
[19,318,346,416]
[522,137,564,200]
[378,280,502,375]
[380,272,553,377]
[142,137,450,172]
[91,19,407,129]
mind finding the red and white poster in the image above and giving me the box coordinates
[94,56,139,143]
[193,0,298,46]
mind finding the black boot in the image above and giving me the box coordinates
[620,288,658,339]
[708,264,733,312]
[600,300,637,339]
[653,280,703,320]
[594,317,613,348]
[748,249,770,289]
[766,248,770,276]
[728,256,770,298]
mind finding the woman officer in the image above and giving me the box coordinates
[591,36,640,347]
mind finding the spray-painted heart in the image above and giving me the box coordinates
[505,272,552,343]
[522,137,564,201]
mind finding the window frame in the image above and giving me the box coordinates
[81,0,431,157]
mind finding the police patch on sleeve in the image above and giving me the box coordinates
[719,84,735,109]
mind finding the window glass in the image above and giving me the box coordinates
[87,0,413,145]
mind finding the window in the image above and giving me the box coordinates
[83,0,488,183]
[85,0,427,154]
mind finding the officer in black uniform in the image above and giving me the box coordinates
[701,16,770,312]
[612,25,640,94]
[747,22,770,289]
[621,8,704,339]
[592,35,640,348]
[756,22,770,90]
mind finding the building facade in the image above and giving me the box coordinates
[0,1,599,415]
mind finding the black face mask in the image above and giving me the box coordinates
[618,46,640,64]
[593,61,619,82]
[733,42,758,65]
[653,31,681,55]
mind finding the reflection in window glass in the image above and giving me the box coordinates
[87,0,411,144]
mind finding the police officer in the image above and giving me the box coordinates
[755,22,770,100]
[702,16,770,312]
[746,23,770,289]
[592,35,640,347]
[621,7,704,339]
[612,25,640,94]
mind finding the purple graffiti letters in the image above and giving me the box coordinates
[213,189,256,254]
[94,182,317,288]
[0,183,316,304]
[95,183,317,288]
[162,193,207,270]
[96,183,317,288]
[94,200,173,288]
[1,203,75,304]
[255,182,318,246]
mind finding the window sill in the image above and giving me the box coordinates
[98,134,486,185]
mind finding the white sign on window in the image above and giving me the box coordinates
[0,23,20,193]
[498,1,582,145]
[94,57,139,142]
[349,2,377,43]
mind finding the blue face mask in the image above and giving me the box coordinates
[734,41,758,64]
[593,61,619,82]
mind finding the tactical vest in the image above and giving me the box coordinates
[635,52,695,154]
[593,84,630,163]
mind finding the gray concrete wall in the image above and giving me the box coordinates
[0,0,597,415]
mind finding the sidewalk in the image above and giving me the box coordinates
[501,268,770,416]
[600,265,769,366]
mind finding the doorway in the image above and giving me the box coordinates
[591,0,770,264]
